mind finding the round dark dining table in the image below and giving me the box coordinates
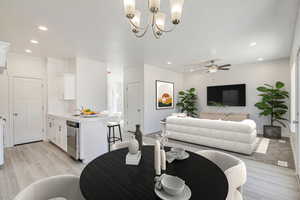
[80,146,228,200]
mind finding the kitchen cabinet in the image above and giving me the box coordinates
[47,116,67,152]
[47,113,109,163]
[57,119,67,151]
[63,73,75,100]
[47,116,55,142]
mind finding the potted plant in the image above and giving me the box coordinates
[255,81,289,139]
[176,88,198,117]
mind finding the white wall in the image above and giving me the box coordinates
[183,59,291,136]
[1,53,47,147]
[143,64,184,135]
[47,57,76,114]
[76,57,107,112]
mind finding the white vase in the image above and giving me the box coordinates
[128,134,139,154]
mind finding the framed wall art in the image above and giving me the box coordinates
[156,80,174,110]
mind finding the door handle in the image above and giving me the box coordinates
[13,113,18,117]
[137,109,141,112]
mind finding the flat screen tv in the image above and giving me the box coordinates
[207,84,246,106]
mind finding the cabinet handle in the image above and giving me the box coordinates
[49,122,52,128]
[59,126,62,132]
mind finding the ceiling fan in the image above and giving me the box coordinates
[186,60,231,73]
[203,60,231,73]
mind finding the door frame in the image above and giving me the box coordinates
[124,81,143,132]
[295,48,300,177]
[10,76,46,146]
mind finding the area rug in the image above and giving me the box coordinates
[144,133,295,169]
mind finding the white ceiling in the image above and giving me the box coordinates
[0,0,299,70]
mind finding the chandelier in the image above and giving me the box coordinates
[123,0,185,39]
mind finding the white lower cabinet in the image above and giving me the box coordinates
[47,116,67,152]
[47,117,56,143]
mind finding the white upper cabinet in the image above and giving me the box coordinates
[0,41,10,69]
[63,73,76,100]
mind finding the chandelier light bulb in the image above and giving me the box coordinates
[149,0,160,13]
[155,12,166,30]
[124,0,136,19]
[209,66,218,73]
[170,0,184,24]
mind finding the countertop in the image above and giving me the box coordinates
[48,113,110,123]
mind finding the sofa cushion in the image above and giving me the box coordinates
[167,116,256,133]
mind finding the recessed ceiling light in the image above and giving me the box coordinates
[25,49,32,53]
[250,42,257,47]
[167,61,172,65]
[30,40,39,44]
[258,57,264,61]
[38,26,48,31]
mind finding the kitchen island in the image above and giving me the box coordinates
[47,113,109,164]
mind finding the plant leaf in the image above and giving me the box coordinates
[276,81,284,89]
[189,88,196,93]
[257,87,269,92]
[264,83,273,88]
[178,91,185,95]
[273,119,287,128]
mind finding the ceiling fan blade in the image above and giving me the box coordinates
[220,68,230,70]
[218,64,231,68]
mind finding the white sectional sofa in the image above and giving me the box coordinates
[166,116,257,155]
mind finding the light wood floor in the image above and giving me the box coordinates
[0,141,299,200]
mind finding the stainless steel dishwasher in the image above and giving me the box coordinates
[67,121,80,160]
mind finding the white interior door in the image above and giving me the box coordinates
[13,77,44,145]
[0,72,9,146]
[126,82,141,131]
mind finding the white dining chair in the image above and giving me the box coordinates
[198,150,246,200]
[14,175,85,200]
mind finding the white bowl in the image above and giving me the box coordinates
[171,147,185,156]
[161,175,185,196]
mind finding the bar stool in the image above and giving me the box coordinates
[107,112,122,151]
